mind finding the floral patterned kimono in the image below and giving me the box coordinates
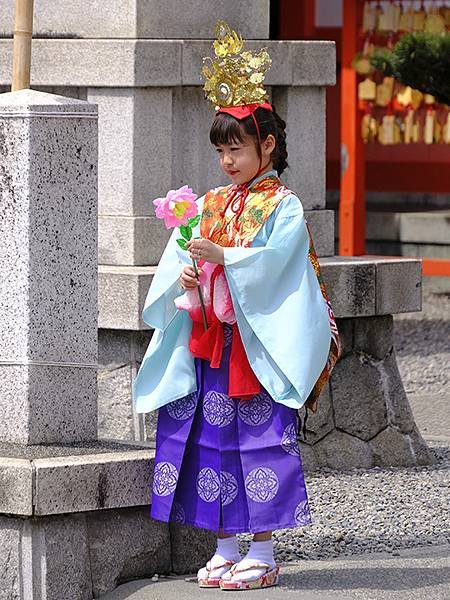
[134,170,340,534]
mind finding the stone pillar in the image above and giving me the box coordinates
[0,89,98,444]
[273,86,327,210]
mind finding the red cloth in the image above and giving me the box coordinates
[217,102,273,120]
[189,264,260,400]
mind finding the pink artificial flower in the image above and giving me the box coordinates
[153,185,198,229]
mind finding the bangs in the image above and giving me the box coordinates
[209,113,246,146]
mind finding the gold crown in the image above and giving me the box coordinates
[202,21,272,109]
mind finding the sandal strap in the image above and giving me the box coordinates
[206,559,235,573]
[230,561,272,575]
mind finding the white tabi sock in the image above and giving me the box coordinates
[245,539,276,568]
[197,535,241,581]
[215,535,241,563]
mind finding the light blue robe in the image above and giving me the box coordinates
[133,173,332,413]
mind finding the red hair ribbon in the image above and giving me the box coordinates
[217,102,273,120]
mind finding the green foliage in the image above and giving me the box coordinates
[176,238,188,250]
[370,32,450,105]
[188,214,201,228]
[179,225,192,240]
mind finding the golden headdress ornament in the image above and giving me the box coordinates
[202,21,272,111]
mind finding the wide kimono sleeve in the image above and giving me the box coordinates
[223,194,332,409]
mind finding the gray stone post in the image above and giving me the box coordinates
[0,89,98,444]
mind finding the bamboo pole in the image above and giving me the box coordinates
[11,0,34,91]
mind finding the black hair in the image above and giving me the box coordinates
[209,105,289,176]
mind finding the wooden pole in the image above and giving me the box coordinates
[11,0,34,91]
[339,0,366,255]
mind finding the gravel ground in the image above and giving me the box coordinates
[393,279,450,396]
[265,440,449,563]
[239,278,450,563]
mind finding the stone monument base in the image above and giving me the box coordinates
[0,441,215,599]
[299,315,435,470]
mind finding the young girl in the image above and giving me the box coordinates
[133,22,340,591]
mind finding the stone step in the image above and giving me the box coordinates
[365,210,450,245]
[98,255,422,330]
[365,210,450,259]
[0,440,154,516]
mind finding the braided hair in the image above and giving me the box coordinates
[209,105,289,176]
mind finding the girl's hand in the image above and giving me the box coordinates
[186,237,224,265]
[179,265,203,290]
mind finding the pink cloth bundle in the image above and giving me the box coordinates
[174,261,236,325]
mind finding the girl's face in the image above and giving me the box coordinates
[214,132,275,186]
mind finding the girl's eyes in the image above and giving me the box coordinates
[215,147,242,153]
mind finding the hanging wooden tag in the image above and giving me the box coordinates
[352,54,373,75]
[362,2,377,31]
[411,89,424,110]
[424,12,446,33]
[361,113,371,143]
[378,4,394,31]
[370,116,378,141]
[434,120,442,144]
[397,86,412,107]
[403,109,414,144]
[393,120,401,144]
[378,3,401,32]
[443,8,450,29]
[399,8,414,31]
[376,77,395,106]
[358,77,377,101]
[443,112,450,144]
[375,3,384,32]
[398,87,423,110]
[424,109,435,144]
[412,121,420,143]
[362,37,376,58]
[362,113,378,143]
[412,9,426,31]
[379,114,395,145]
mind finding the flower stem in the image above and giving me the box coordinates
[192,258,208,331]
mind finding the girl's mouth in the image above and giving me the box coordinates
[228,170,239,176]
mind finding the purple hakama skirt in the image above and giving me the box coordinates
[151,324,312,534]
